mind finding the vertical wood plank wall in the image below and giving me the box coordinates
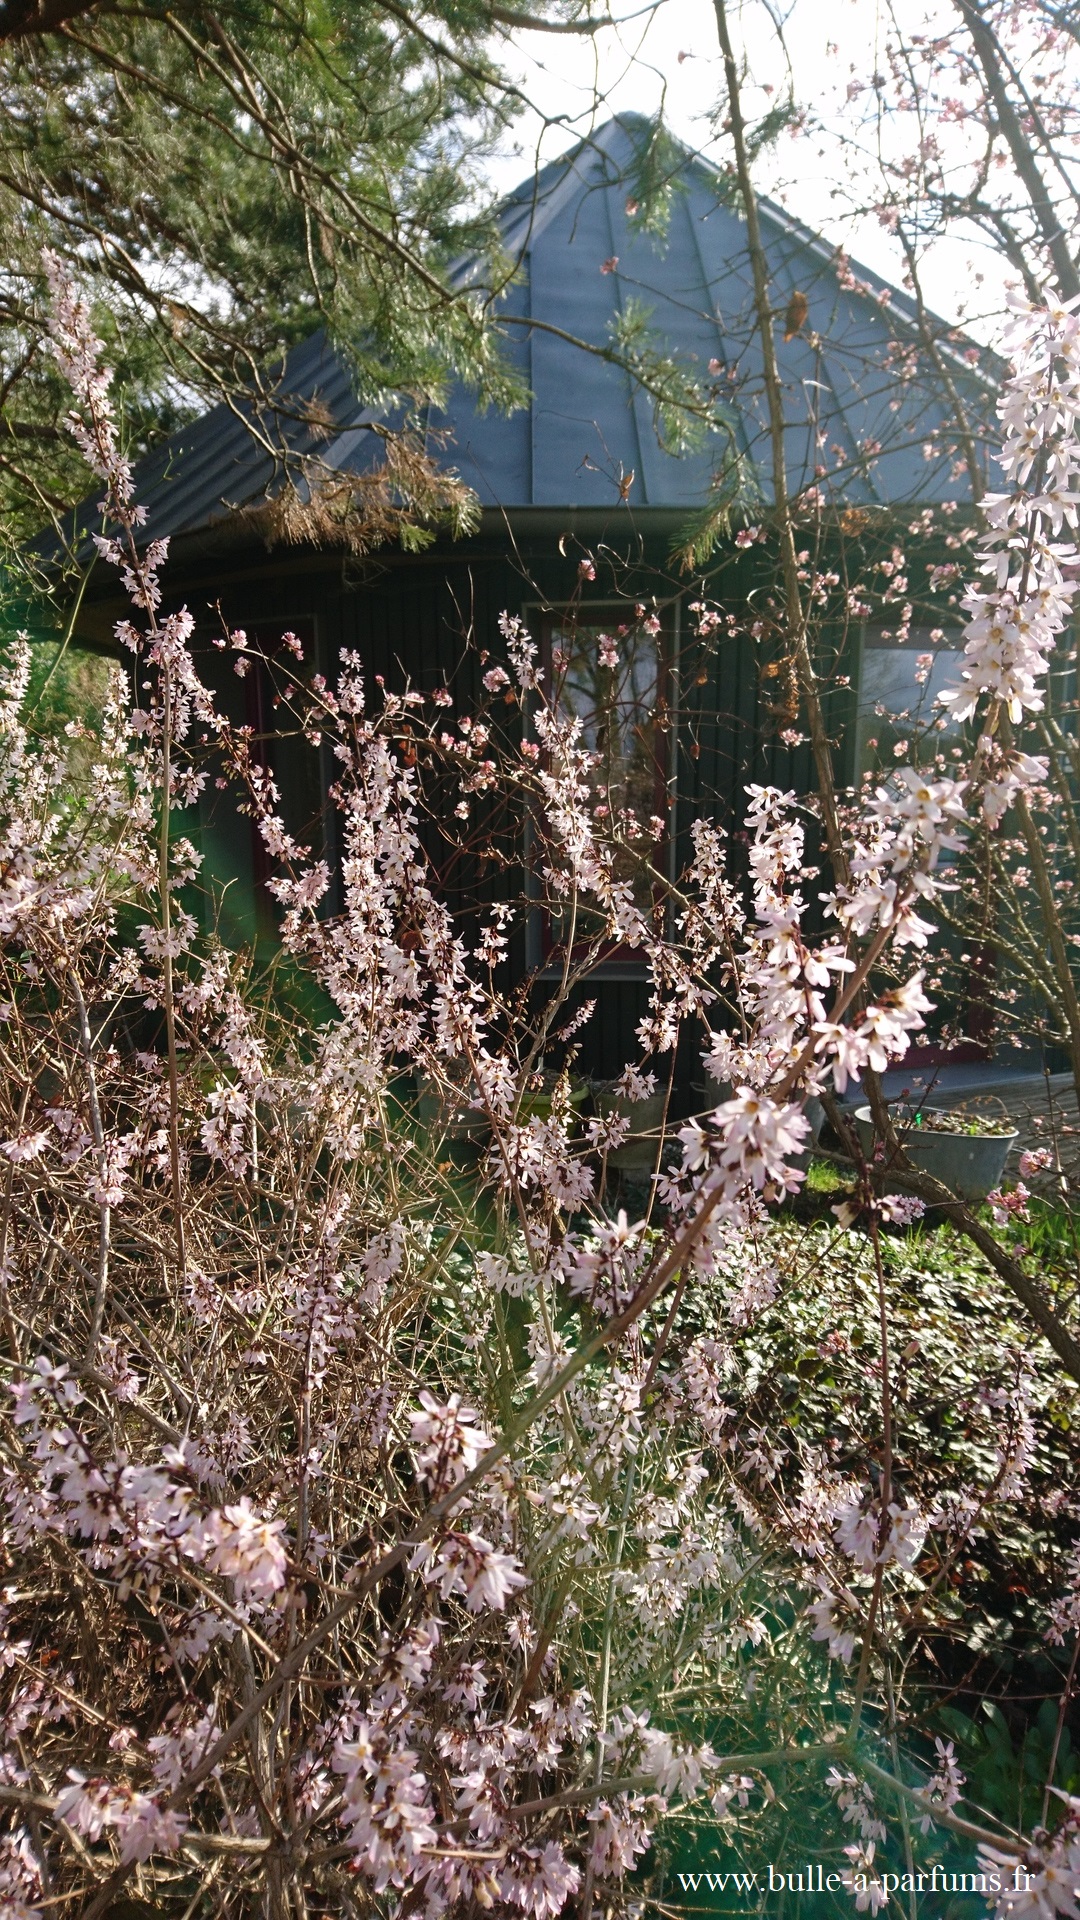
[183,529,856,1088]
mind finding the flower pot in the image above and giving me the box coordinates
[516,1078,589,1125]
[695,1075,824,1168]
[699,1070,822,1128]
[415,1072,491,1142]
[853,1105,1017,1201]
[593,1085,669,1170]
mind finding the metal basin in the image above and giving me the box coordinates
[852,1105,1017,1201]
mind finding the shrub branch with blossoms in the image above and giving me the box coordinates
[0,262,1079,1920]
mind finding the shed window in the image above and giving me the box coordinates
[538,605,670,964]
[855,626,963,779]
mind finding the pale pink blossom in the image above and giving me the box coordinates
[410,1393,492,1493]
[199,1500,288,1603]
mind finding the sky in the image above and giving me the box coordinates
[482,0,1013,344]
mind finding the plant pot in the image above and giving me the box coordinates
[516,1078,589,1125]
[415,1073,491,1142]
[852,1105,1017,1201]
[694,1077,824,1167]
[593,1085,669,1170]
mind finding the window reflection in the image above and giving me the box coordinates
[546,613,666,945]
[856,627,963,778]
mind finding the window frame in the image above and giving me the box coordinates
[854,621,965,784]
[524,598,678,978]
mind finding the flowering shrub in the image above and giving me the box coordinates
[1,262,1080,1920]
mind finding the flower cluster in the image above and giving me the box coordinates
[939,299,1080,819]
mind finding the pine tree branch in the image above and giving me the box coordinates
[0,0,110,41]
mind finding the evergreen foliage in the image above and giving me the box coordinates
[0,0,526,541]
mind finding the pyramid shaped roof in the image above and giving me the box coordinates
[106,114,995,547]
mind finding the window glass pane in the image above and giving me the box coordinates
[548,614,664,937]
[856,627,963,778]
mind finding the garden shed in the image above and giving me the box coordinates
[68,113,996,1080]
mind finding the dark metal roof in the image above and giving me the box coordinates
[95,115,996,545]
